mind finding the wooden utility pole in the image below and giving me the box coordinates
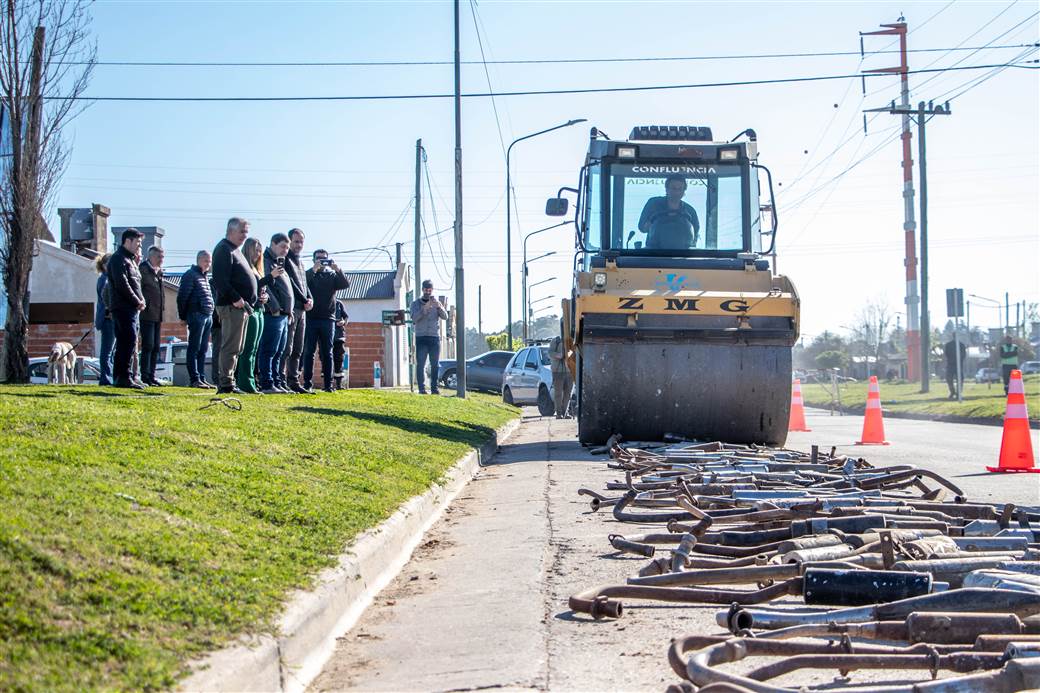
[452,0,466,396]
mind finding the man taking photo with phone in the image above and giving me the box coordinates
[302,249,349,393]
[411,279,448,395]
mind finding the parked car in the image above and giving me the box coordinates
[437,350,514,392]
[1021,361,1040,375]
[502,345,555,415]
[28,356,101,385]
[975,367,1000,384]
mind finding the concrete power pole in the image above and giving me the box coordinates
[412,138,423,394]
[453,0,466,397]
[861,21,920,385]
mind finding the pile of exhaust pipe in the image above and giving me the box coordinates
[569,437,1040,692]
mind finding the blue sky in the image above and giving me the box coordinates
[53,0,1039,339]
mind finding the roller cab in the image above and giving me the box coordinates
[546,125,799,445]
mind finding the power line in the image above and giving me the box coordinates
[50,60,1039,102]
[66,43,1036,67]
[469,0,508,160]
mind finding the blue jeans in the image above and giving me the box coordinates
[416,336,441,393]
[97,319,115,385]
[186,311,213,384]
[112,309,140,384]
[303,318,334,390]
[258,314,289,389]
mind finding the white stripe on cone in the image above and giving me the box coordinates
[1006,403,1029,420]
[866,400,881,410]
[1009,378,1025,396]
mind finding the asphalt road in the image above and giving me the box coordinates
[791,406,1039,506]
[310,409,1038,692]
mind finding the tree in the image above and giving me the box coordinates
[849,297,892,377]
[1,1,95,382]
[815,350,848,370]
[485,332,512,351]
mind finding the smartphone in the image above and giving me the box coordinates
[320,259,333,267]
[275,257,285,268]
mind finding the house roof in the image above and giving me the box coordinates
[336,270,396,301]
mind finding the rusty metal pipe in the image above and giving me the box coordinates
[607,534,656,557]
[568,580,802,619]
[722,588,1040,631]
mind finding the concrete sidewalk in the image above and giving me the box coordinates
[311,411,1038,692]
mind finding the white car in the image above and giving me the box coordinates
[502,345,557,416]
[1021,361,1040,375]
[28,356,101,384]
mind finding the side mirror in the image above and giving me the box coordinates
[545,197,569,216]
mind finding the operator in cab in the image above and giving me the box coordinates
[638,174,700,250]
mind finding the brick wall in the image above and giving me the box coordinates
[307,321,385,388]
[0,320,189,358]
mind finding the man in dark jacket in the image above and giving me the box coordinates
[138,246,166,386]
[303,249,349,392]
[282,228,313,393]
[177,250,216,389]
[211,217,257,394]
[107,228,146,389]
[258,234,294,393]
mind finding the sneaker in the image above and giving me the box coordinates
[200,380,217,389]
[431,389,440,395]
[216,386,245,395]
[261,388,280,395]
[133,378,149,388]
[322,386,334,393]
[274,385,291,393]
[191,380,210,389]
[114,379,144,390]
[418,390,427,395]
[289,383,307,394]
[146,379,163,387]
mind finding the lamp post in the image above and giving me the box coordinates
[522,221,569,342]
[527,278,555,330]
[969,294,1002,333]
[506,119,586,349]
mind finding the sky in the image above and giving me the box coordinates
[49,0,1040,341]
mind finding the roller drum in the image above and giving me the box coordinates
[578,340,792,445]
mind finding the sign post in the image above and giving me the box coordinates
[947,288,965,402]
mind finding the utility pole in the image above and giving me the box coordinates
[478,284,483,337]
[414,139,423,292]
[1006,292,1010,335]
[866,96,951,392]
[412,139,423,394]
[452,0,466,397]
[861,21,920,385]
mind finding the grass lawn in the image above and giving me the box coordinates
[800,374,1040,422]
[0,386,517,691]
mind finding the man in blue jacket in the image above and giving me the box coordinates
[177,250,216,389]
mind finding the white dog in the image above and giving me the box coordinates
[47,342,77,384]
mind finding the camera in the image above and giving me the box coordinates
[320,259,333,267]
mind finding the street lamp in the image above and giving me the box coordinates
[968,294,1003,332]
[527,278,555,330]
[506,119,587,349]
[522,221,569,342]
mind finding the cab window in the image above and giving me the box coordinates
[524,349,540,370]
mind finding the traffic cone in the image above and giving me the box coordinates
[987,370,1038,473]
[789,379,811,432]
[856,376,889,445]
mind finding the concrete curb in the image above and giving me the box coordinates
[179,415,522,693]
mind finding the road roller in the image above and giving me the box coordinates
[544,125,799,446]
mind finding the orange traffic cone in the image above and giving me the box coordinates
[789,379,811,432]
[987,370,1038,473]
[856,375,889,445]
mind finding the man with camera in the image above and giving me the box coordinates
[302,249,350,393]
[258,233,294,394]
[411,279,448,395]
